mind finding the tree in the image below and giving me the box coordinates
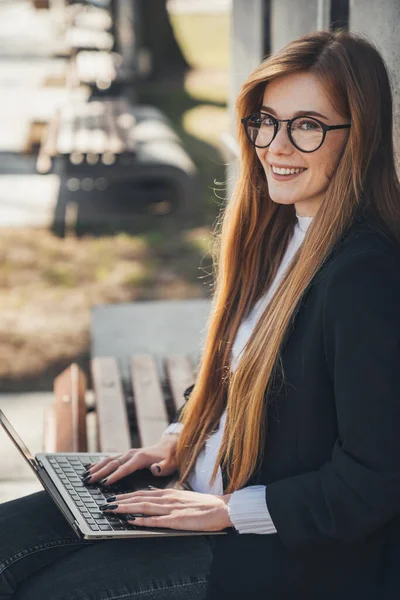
[134,0,191,80]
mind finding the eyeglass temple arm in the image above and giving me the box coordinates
[327,124,351,131]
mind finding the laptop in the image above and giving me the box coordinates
[0,409,228,540]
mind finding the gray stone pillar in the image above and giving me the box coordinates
[350,0,400,171]
[271,0,322,53]
[223,0,264,195]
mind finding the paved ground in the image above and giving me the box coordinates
[0,392,53,503]
[0,1,66,226]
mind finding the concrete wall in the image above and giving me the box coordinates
[271,0,320,53]
[350,0,400,170]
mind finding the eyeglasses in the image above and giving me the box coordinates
[241,112,351,153]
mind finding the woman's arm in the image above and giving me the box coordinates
[228,486,277,534]
[265,248,400,550]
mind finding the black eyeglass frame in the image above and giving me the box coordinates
[241,112,351,153]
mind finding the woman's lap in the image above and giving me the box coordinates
[0,491,214,600]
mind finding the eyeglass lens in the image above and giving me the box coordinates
[245,113,324,151]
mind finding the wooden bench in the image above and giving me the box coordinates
[37,102,200,226]
[43,355,195,454]
[37,97,137,175]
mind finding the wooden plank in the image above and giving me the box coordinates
[130,355,169,447]
[53,363,87,452]
[91,357,131,453]
[164,355,194,414]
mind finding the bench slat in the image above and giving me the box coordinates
[130,355,169,447]
[91,357,131,453]
[53,363,87,452]
[164,355,194,414]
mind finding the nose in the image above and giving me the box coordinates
[268,122,293,155]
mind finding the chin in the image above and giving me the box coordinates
[268,194,299,208]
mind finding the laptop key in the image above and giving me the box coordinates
[99,524,113,531]
[88,507,100,514]
[89,523,100,531]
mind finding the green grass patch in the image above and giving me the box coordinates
[170,13,230,70]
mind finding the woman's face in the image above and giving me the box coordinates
[255,71,350,217]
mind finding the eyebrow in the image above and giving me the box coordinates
[260,105,329,120]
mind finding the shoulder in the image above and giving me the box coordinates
[321,218,400,289]
[318,220,400,320]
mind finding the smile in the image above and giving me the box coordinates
[271,165,306,175]
[269,165,307,181]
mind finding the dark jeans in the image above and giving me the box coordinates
[0,491,215,600]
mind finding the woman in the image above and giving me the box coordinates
[1,29,400,599]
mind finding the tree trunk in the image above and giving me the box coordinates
[136,0,191,79]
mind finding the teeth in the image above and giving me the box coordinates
[272,166,305,175]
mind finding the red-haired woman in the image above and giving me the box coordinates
[1,30,400,600]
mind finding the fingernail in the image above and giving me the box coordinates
[147,485,157,489]
[101,504,118,511]
[82,474,91,483]
[82,469,91,477]
[128,517,136,521]
[99,478,108,485]
[83,463,91,469]
[106,495,116,502]
[154,465,161,474]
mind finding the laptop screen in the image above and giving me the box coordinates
[0,409,38,473]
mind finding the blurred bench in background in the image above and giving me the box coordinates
[68,51,124,91]
[37,102,200,227]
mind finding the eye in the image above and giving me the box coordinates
[260,114,275,126]
[296,119,320,131]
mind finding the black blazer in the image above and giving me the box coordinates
[183,214,400,600]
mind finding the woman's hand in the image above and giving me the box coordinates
[83,433,180,486]
[101,487,233,532]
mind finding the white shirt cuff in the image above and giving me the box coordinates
[227,485,277,534]
[163,422,184,435]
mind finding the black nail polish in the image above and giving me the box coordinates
[82,463,91,469]
[99,503,110,510]
[99,478,108,485]
[102,504,118,511]
[147,485,157,489]
[128,517,136,521]
[82,470,91,477]
[154,465,161,473]
[106,496,116,502]
[82,474,91,483]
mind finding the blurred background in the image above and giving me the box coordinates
[0,0,398,502]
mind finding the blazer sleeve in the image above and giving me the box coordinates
[266,248,400,550]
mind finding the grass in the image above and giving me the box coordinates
[0,11,229,391]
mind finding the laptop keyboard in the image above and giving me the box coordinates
[47,455,139,532]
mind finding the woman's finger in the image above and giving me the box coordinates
[103,501,172,516]
[96,451,160,486]
[87,451,137,475]
[149,456,177,477]
[130,515,175,529]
